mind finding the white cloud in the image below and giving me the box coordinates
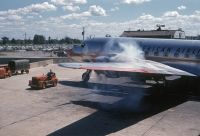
[138,13,155,20]
[72,0,87,4]
[51,0,66,5]
[51,0,87,5]
[1,7,200,39]
[24,2,57,13]
[0,14,22,21]
[89,5,107,16]
[3,2,56,15]
[27,16,34,19]
[75,10,200,37]
[110,7,119,12]
[163,11,180,17]
[0,2,56,21]
[7,14,22,21]
[63,5,80,12]
[178,5,186,10]
[195,10,200,15]
[60,5,106,20]
[122,0,151,4]
[51,0,87,12]
[0,17,5,20]
[61,12,90,19]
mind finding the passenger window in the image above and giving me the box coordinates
[186,48,191,53]
[176,48,181,53]
[147,47,151,51]
[163,48,171,57]
[161,47,165,52]
[174,52,179,57]
[167,48,171,52]
[174,48,180,57]
[181,48,185,53]
[192,49,196,55]
[184,48,191,58]
[154,47,160,56]
[142,46,146,51]
[196,49,200,57]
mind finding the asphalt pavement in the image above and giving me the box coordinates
[0,64,200,136]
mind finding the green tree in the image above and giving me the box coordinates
[73,38,81,44]
[1,37,9,45]
[59,38,65,44]
[11,38,16,44]
[33,34,46,44]
[64,37,73,44]
[26,39,32,44]
[197,35,200,40]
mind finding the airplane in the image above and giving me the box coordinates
[59,37,200,93]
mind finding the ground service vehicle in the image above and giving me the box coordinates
[0,66,11,78]
[8,59,30,74]
[29,72,58,89]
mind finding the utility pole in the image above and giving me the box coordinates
[24,32,27,46]
[82,27,85,42]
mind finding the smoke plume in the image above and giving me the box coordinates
[90,39,150,112]
[111,42,144,62]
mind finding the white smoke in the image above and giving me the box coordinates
[90,40,150,112]
[110,42,144,62]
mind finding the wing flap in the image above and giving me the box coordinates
[59,59,196,77]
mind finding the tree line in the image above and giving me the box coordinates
[0,34,81,45]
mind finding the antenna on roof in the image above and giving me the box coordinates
[156,24,165,31]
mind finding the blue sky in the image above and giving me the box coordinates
[0,0,200,39]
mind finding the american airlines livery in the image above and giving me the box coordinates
[59,37,200,93]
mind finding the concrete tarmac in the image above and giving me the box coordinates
[0,64,200,136]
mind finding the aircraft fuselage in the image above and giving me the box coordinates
[69,37,200,76]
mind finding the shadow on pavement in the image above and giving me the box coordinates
[59,80,148,97]
[48,80,187,136]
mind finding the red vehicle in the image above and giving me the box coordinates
[0,66,11,79]
[0,59,30,79]
[29,71,58,89]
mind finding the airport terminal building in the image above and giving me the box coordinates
[120,28,186,39]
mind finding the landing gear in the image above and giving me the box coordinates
[82,70,92,83]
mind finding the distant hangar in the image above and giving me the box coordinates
[120,25,186,39]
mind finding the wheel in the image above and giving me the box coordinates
[8,72,12,77]
[25,70,29,74]
[21,70,24,74]
[30,86,35,89]
[52,81,57,87]
[82,72,90,83]
[41,83,46,89]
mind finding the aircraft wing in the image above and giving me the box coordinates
[59,59,196,77]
